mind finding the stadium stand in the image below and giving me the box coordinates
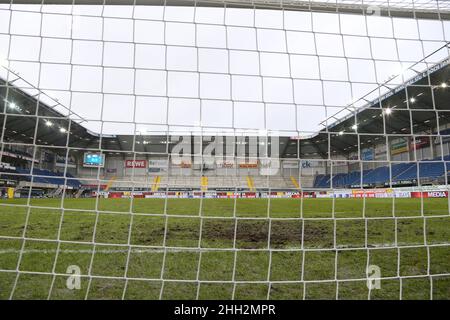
[1,42,450,196]
[314,156,449,188]
[1,167,81,188]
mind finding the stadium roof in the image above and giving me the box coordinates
[1,56,450,158]
[2,0,450,20]
[284,57,450,159]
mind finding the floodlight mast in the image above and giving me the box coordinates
[0,0,449,20]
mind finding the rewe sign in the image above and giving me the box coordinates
[125,160,148,169]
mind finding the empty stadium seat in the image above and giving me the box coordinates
[313,156,449,188]
[2,167,81,188]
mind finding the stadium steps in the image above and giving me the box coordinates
[75,188,85,198]
[151,176,161,192]
[290,176,300,189]
[49,185,64,197]
[201,176,208,191]
[246,176,255,191]
[104,176,117,191]
[298,176,315,188]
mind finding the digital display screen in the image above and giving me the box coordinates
[83,153,104,167]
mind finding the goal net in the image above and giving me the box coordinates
[0,0,449,300]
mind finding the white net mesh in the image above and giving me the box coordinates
[0,0,449,300]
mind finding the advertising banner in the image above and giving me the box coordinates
[216,159,235,168]
[125,159,148,169]
[283,160,299,169]
[55,155,77,168]
[241,192,257,198]
[391,138,408,155]
[411,136,430,150]
[301,160,312,168]
[149,159,168,172]
[238,160,258,168]
[394,191,411,198]
[411,191,448,198]
[361,148,375,161]
[351,188,394,198]
[180,161,192,168]
[149,159,169,168]
[0,162,15,170]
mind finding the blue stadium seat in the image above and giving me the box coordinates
[313,156,449,188]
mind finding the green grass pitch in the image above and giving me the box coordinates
[0,197,449,300]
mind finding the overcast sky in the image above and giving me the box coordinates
[0,2,448,137]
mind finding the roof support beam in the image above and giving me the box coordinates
[0,0,448,20]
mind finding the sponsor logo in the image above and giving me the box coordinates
[125,160,148,168]
[427,191,447,198]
